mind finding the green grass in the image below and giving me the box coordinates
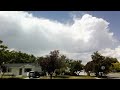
[0,75,96,79]
[0,76,20,79]
[15,75,27,79]
[40,75,96,79]
[0,75,27,79]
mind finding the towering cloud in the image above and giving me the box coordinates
[0,11,119,64]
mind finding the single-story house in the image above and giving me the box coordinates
[4,63,42,76]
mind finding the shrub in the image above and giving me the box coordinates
[64,72,71,75]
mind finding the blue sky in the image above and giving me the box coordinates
[29,11,120,40]
[90,11,120,39]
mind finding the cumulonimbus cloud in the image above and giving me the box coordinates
[99,46,120,61]
[0,11,119,64]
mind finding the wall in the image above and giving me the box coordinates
[11,67,19,76]
[33,66,42,72]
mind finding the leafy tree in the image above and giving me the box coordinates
[101,57,118,74]
[111,62,120,72]
[0,40,8,65]
[54,69,60,76]
[37,56,48,75]
[70,60,83,75]
[0,63,7,78]
[84,61,94,76]
[7,50,36,63]
[85,51,118,77]
[38,50,66,79]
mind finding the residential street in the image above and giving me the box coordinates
[24,77,40,79]
[24,77,29,79]
[106,73,120,79]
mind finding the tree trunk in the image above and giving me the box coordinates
[50,73,52,79]
[55,73,57,77]
[87,72,90,76]
[95,72,99,77]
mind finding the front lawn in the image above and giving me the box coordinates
[40,75,96,79]
[0,75,27,79]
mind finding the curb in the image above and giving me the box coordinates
[95,77,101,79]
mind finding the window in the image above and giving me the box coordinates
[8,68,11,72]
[24,68,32,72]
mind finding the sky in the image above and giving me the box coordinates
[0,11,120,65]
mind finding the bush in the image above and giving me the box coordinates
[72,73,78,76]
[39,71,46,76]
[55,69,60,76]
[64,72,71,75]
[4,73,15,76]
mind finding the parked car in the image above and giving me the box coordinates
[29,71,40,78]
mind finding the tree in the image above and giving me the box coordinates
[0,40,8,78]
[84,61,94,76]
[85,51,118,77]
[54,69,60,76]
[38,50,66,79]
[101,57,118,74]
[70,60,83,75]
[7,50,36,63]
[0,40,8,65]
[37,56,49,75]
[54,55,67,76]
[0,62,7,78]
[110,62,120,72]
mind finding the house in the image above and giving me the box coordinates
[74,70,87,75]
[4,63,42,76]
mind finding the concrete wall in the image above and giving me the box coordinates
[10,67,19,75]
[33,66,42,72]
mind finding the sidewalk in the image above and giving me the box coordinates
[95,77,101,79]
[24,77,40,79]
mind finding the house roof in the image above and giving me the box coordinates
[4,63,38,68]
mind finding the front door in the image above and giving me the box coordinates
[19,68,22,75]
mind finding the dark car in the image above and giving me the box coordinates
[29,71,40,78]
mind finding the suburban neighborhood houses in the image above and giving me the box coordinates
[0,48,120,79]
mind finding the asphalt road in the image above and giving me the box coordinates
[24,73,120,79]
[24,77,40,79]
[106,73,120,79]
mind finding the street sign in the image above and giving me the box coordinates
[101,66,105,70]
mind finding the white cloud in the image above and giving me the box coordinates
[0,11,119,64]
[99,46,120,62]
